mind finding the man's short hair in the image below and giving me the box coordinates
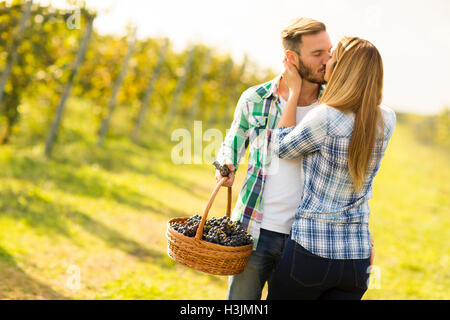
[281,18,327,53]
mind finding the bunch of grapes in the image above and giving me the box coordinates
[171,215,253,247]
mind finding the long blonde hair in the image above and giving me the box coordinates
[319,37,384,193]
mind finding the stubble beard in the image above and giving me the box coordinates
[297,58,326,85]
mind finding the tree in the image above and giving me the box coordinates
[0,0,32,143]
[97,27,136,146]
[45,13,95,156]
[164,45,195,131]
[131,38,169,141]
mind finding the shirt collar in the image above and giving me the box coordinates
[257,74,282,101]
[255,73,326,102]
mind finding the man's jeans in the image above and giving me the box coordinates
[267,237,370,300]
[226,228,290,300]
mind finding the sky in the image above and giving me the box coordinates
[40,0,450,115]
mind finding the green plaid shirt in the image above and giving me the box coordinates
[216,75,323,249]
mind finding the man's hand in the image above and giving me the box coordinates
[215,160,235,187]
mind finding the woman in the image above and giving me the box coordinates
[267,37,396,300]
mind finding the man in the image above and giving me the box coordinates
[215,18,332,299]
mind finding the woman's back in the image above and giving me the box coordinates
[299,103,396,219]
[273,103,396,258]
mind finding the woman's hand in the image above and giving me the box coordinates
[277,58,302,128]
[370,234,375,266]
[282,57,302,98]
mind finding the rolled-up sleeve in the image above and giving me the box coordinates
[215,90,250,172]
[273,105,328,159]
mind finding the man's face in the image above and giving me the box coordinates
[324,49,337,83]
[287,31,332,84]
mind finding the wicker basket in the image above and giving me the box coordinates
[166,177,253,275]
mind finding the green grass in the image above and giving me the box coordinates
[0,99,448,299]
[363,123,449,299]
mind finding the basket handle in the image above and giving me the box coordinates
[194,177,232,241]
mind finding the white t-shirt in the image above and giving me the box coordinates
[260,97,318,234]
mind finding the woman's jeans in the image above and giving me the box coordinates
[267,237,371,300]
[227,229,290,300]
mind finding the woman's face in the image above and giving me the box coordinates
[324,49,337,83]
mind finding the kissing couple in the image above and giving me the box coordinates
[215,17,396,300]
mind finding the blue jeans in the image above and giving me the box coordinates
[226,229,290,300]
[267,237,371,300]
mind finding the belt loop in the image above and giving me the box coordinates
[284,231,290,245]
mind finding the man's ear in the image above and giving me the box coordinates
[285,50,300,69]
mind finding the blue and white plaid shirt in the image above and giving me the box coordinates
[273,104,396,259]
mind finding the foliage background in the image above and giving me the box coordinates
[0,0,448,299]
